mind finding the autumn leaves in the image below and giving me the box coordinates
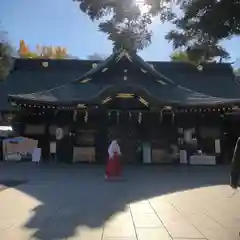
[18,40,68,59]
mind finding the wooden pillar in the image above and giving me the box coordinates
[56,127,73,163]
[12,110,25,136]
[42,123,50,162]
[55,111,74,164]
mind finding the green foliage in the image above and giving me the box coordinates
[170,50,205,65]
[177,0,240,41]
[165,0,238,61]
[73,0,239,54]
[0,42,14,81]
[98,13,152,51]
[234,68,240,76]
[73,0,175,51]
[170,51,189,62]
[165,23,230,62]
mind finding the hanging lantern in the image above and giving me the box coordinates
[73,110,77,122]
[6,113,14,122]
[129,111,132,121]
[138,112,142,124]
[84,111,88,123]
[159,110,163,123]
[55,127,64,140]
[172,112,175,124]
[54,110,59,116]
[11,102,17,107]
[116,111,120,124]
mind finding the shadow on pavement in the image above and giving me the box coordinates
[0,179,27,192]
[0,164,231,240]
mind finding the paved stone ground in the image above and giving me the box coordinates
[0,163,239,240]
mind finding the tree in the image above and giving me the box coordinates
[165,23,230,62]
[74,0,240,54]
[0,42,14,80]
[177,0,240,41]
[234,68,240,76]
[170,49,220,65]
[87,53,106,60]
[99,13,153,51]
[146,0,240,42]
[18,40,70,59]
[0,29,14,80]
[164,0,239,61]
[170,51,189,62]
[73,0,175,51]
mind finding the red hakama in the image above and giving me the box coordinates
[105,153,122,179]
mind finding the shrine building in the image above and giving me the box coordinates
[1,49,240,164]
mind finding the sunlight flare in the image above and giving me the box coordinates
[135,0,151,14]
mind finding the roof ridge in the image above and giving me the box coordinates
[71,49,176,85]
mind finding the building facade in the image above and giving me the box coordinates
[2,49,240,164]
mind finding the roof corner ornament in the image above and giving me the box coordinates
[102,97,112,104]
[138,97,149,107]
[197,64,203,71]
[141,68,147,74]
[102,68,108,73]
[156,79,167,85]
[42,61,48,68]
[92,63,97,68]
[80,77,92,83]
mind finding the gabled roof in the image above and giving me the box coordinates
[74,49,174,85]
[8,49,240,108]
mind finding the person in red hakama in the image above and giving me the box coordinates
[105,140,122,180]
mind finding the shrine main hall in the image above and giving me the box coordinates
[1,49,240,165]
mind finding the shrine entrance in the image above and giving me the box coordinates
[102,91,152,164]
[108,124,139,164]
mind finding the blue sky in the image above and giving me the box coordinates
[1,0,240,65]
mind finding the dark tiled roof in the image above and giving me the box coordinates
[154,62,240,99]
[1,69,85,110]
[1,58,95,110]
[9,81,239,107]
[3,52,240,110]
